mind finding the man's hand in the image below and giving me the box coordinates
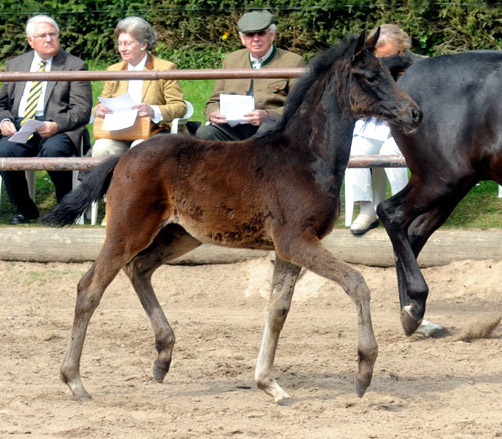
[242,109,269,126]
[0,120,18,137]
[36,121,59,138]
[208,111,228,125]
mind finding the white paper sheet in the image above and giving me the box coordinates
[98,92,138,131]
[101,109,138,131]
[220,94,255,127]
[8,119,44,143]
[98,92,136,112]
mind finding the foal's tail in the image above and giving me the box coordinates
[42,156,121,227]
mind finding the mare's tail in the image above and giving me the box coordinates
[42,156,121,227]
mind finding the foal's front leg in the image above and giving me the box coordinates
[255,256,301,405]
[278,236,378,398]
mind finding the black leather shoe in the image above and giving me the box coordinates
[9,212,39,225]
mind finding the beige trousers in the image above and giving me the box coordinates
[91,138,145,158]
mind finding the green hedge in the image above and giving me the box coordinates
[1,1,502,69]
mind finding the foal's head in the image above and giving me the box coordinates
[348,29,422,132]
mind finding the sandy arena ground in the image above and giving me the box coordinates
[0,256,501,439]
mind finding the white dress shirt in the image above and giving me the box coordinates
[18,54,53,118]
[127,54,162,123]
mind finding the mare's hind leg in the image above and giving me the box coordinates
[255,256,301,405]
[276,235,378,398]
[378,180,474,336]
[123,224,201,384]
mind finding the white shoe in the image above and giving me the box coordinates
[350,214,379,236]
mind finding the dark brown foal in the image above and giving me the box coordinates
[44,30,421,403]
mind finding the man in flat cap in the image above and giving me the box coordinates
[196,10,305,141]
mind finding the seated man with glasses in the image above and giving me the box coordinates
[196,10,305,141]
[0,14,92,224]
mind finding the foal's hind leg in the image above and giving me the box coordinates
[255,256,301,405]
[62,193,173,400]
[276,235,378,398]
[123,225,201,384]
[61,249,127,401]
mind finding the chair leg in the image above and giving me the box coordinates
[91,201,98,226]
[72,170,85,225]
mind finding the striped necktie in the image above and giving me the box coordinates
[20,60,47,126]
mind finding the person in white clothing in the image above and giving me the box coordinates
[345,24,411,235]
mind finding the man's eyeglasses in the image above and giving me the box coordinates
[32,32,59,40]
[243,30,268,38]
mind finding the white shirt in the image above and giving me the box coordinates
[18,54,53,118]
[353,117,391,141]
[250,45,274,69]
[127,54,162,123]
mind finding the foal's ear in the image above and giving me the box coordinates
[353,29,367,59]
[365,27,381,53]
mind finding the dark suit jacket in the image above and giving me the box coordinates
[0,50,92,150]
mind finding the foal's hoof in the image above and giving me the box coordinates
[354,379,369,398]
[74,394,92,403]
[276,394,294,406]
[153,360,170,383]
[400,308,422,336]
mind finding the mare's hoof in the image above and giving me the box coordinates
[416,319,448,338]
[400,308,422,336]
[153,360,170,383]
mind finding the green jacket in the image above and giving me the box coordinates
[204,47,305,120]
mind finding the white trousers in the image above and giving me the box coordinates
[344,136,408,226]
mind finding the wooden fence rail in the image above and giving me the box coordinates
[0,68,307,82]
[0,68,406,171]
[0,155,406,171]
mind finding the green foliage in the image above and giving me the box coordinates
[2,0,502,65]
[2,2,502,227]
[180,79,215,122]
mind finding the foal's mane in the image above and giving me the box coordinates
[255,35,360,138]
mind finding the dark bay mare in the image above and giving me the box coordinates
[43,31,421,404]
[378,51,502,337]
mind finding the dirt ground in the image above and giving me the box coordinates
[0,256,501,439]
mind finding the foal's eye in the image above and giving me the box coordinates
[366,75,378,83]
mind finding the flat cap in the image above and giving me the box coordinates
[237,10,274,33]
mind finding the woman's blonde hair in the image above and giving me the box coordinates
[369,24,411,54]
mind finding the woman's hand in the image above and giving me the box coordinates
[95,103,112,118]
[132,103,154,118]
